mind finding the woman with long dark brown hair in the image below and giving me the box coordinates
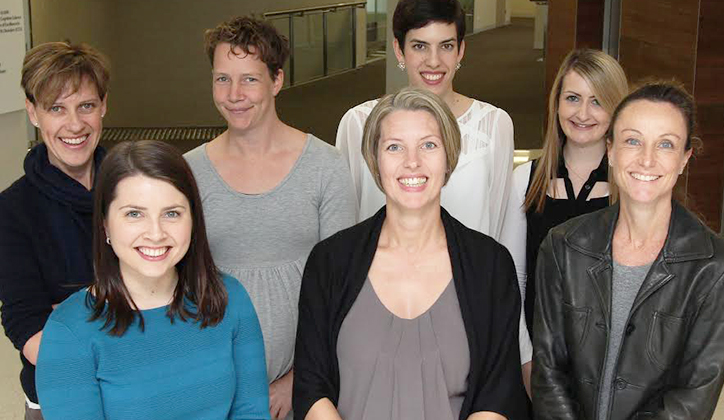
[35,141,269,420]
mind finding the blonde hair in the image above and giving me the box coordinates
[525,49,628,213]
[21,42,110,109]
[361,87,461,192]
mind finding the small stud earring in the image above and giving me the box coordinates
[106,237,111,245]
[455,62,461,70]
[397,61,405,71]
[33,122,39,127]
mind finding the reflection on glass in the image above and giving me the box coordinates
[269,18,292,88]
[327,10,354,74]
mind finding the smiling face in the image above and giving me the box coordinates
[557,70,611,147]
[25,79,106,179]
[394,21,464,98]
[104,175,192,287]
[608,100,692,207]
[378,109,447,212]
[211,43,282,134]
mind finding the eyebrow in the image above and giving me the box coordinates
[408,37,456,45]
[119,204,186,211]
[561,90,597,99]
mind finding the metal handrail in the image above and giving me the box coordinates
[264,1,366,86]
[263,1,366,18]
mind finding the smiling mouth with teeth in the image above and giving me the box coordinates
[60,135,88,145]
[421,73,443,81]
[630,172,660,182]
[137,247,170,258]
[399,177,428,187]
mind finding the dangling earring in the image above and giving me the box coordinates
[397,61,406,71]
[106,237,111,245]
[455,62,461,70]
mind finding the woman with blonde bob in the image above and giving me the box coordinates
[533,82,724,419]
[500,48,628,392]
[294,87,528,420]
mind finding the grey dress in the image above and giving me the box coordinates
[185,135,357,384]
[336,278,470,420]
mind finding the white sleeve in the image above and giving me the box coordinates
[487,109,515,241]
[499,161,533,364]
[335,106,367,220]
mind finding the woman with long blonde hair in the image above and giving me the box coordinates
[500,49,628,393]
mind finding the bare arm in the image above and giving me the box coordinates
[304,398,343,420]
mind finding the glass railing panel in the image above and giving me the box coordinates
[327,9,354,74]
[293,13,325,84]
[269,18,292,88]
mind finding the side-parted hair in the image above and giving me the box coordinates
[393,0,466,48]
[362,87,461,192]
[21,42,110,110]
[525,49,628,213]
[204,16,290,80]
[89,140,226,336]
[605,81,698,203]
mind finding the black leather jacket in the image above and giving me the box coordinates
[532,201,724,420]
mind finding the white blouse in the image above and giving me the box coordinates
[336,98,532,364]
[335,98,514,240]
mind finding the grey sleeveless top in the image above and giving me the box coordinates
[336,278,470,420]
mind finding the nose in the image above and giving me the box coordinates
[404,147,420,169]
[576,102,590,121]
[66,110,84,132]
[144,217,168,242]
[228,80,245,102]
[639,144,655,168]
[427,48,440,68]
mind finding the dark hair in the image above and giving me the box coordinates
[606,80,696,151]
[393,0,466,48]
[21,42,110,109]
[89,140,226,336]
[204,16,290,80]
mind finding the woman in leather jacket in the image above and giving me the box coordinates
[532,82,724,420]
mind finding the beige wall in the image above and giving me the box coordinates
[510,0,536,18]
[0,111,31,190]
[31,0,345,128]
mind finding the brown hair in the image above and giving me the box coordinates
[362,87,461,192]
[21,42,110,109]
[204,16,290,80]
[525,49,628,213]
[89,140,226,336]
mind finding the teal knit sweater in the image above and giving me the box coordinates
[36,274,269,420]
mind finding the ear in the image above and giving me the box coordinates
[457,39,466,62]
[680,148,693,174]
[25,99,38,126]
[100,94,108,118]
[272,69,284,96]
[393,38,405,64]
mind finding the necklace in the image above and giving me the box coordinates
[566,163,590,183]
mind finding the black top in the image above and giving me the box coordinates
[0,144,104,403]
[293,206,529,420]
[524,154,608,337]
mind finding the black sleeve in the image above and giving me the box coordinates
[470,244,530,419]
[531,233,579,420]
[293,243,337,419]
[0,198,53,352]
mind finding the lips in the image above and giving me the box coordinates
[630,172,660,182]
[398,176,428,188]
[570,121,596,130]
[59,134,89,146]
[420,72,444,85]
[136,246,171,261]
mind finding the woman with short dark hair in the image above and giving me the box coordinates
[533,82,724,419]
[36,140,269,420]
[0,41,109,419]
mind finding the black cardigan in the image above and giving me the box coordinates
[0,144,104,403]
[293,207,529,420]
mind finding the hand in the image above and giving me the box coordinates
[269,368,293,419]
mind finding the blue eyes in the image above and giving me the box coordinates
[387,144,401,152]
[385,142,438,151]
[124,210,181,218]
[623,138,675,149]
[564,96,601,106]
[422,141,437,149]
[165,210,180,218]
[126,210,141,218]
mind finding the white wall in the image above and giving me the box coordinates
[474,0,497,32]
[510,0,536,18]
[0,110,31,190]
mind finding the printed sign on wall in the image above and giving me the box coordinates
[0,0,26,114]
